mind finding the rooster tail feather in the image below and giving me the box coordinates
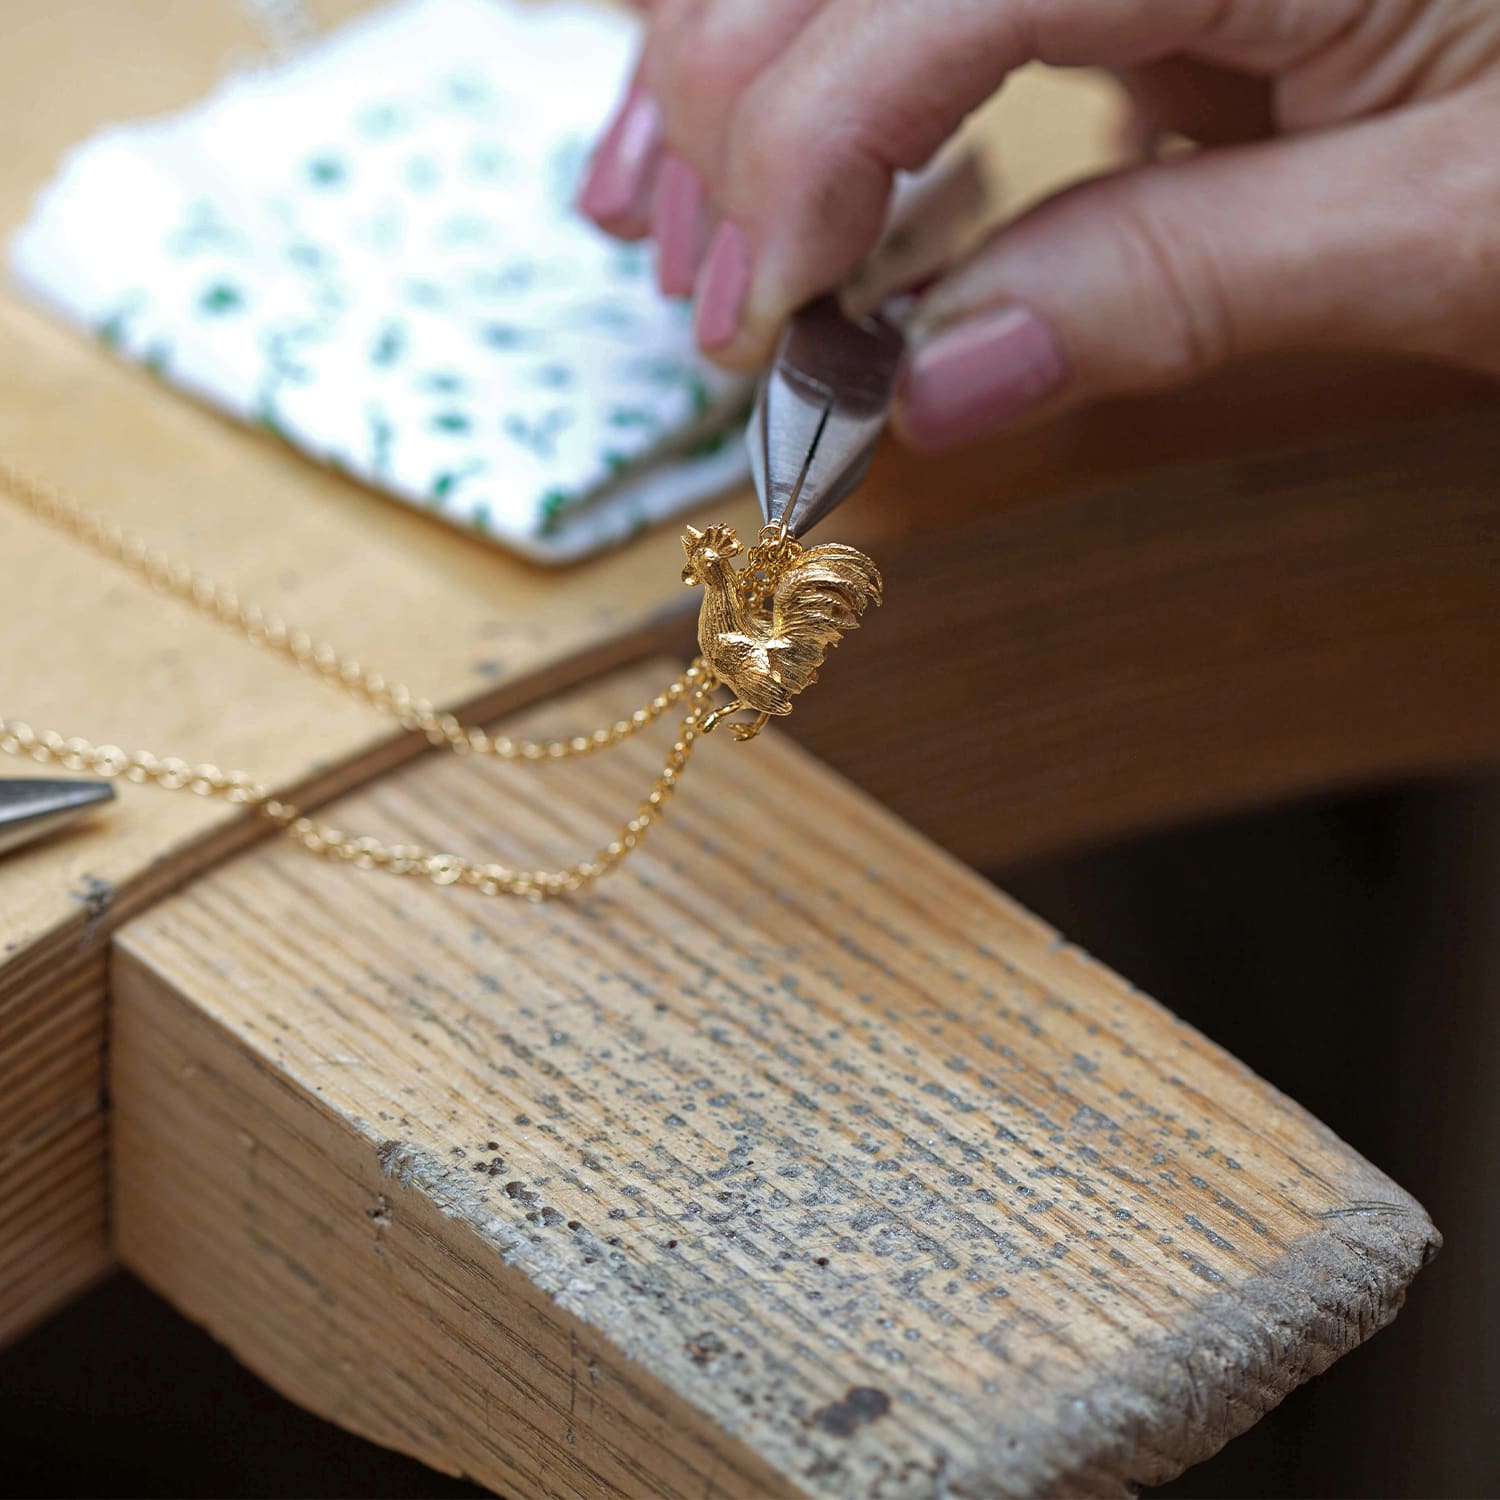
[773,545,883,624]
[764,543,883,695]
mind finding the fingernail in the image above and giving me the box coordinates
[901,305,1067,447]
[653,154,707,298]
[578,86,663,225]
[694,220,752,350]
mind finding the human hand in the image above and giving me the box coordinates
[578,1,1500,448]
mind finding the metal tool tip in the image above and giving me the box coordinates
[0,778,116,858]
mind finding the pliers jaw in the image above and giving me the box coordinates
[749,295,906,538]
[0,778,114,858]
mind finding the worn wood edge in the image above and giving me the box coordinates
[1012,1181,1438,1495]
[949,944,1443,1492]
[378,1133,1436,1499]
[1009,937,1442,1494]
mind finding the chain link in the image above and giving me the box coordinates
[739,520,802,613]
[0,457,696,761]
[0,458,719,898]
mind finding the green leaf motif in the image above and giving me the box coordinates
[257,394,290,444]
[285,242,326,270]
[537,487,571,537]
[96,311,128,349]
[464,142,510,182]
[581,301,634,332]
[167,201,247,257]
[479,322,525,349]
[432,410,472,435]
[503,410,570,459]
[430,460,487,506]
[625,354,687,387]
[356,103,405,139]
[608,406,657,430]
[370,322,406,367]
[367,406,395,472]
[686,372,711,419]
[199,282,245,316]
[443,71,490,107]
[306,155,348,188]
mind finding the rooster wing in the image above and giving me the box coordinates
[765,543,883,698]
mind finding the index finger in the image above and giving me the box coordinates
[701,0,1355,365]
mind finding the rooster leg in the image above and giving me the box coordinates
[701,701,746,736]
[702,702,772,742]
[729,713,771,743]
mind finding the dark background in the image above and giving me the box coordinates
[4,777,1497,1499]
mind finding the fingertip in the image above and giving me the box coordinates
[653,155,707,297]
[593,211,656,243]
[898,305,1069,448]
[693,219,753,351]
[887,399,948,454]
[696,328,779,372]
[577,86,664,236]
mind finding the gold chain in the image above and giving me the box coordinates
[0,458,718,898]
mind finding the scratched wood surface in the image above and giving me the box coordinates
[111,662,1438,1499]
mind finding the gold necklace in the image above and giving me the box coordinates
[0,460,881,898]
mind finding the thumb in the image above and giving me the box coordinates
[898,91,1500,449]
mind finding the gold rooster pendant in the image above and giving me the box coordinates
[680,521,882,742]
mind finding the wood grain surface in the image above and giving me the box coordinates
[112,663,1438,1498]
[809,406,1500,866]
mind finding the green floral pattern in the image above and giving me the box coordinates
[9,0,751,562]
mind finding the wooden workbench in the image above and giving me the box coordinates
[2,1,1496,1492]
[109,664,1438,1499]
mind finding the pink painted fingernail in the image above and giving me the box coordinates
[901,305,1067,448]
[694,220,752,350]
[653,154,707,298]
[578,86,663,225]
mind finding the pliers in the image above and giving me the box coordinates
[0,778,114,858]
[748,293,906,538]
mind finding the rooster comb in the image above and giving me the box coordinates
[681,522,741,559]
